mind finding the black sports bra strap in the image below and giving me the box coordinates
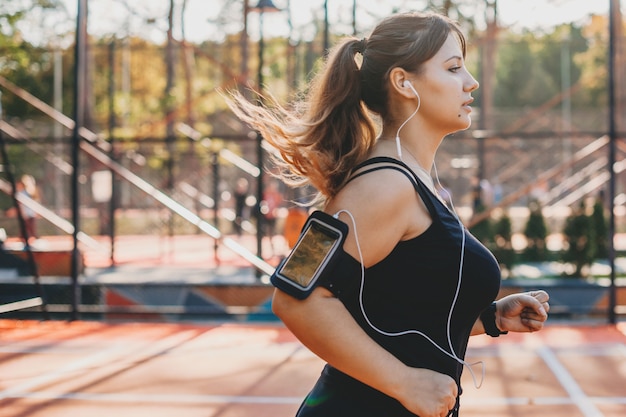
[347,157,438,215]
[349,165,417,187]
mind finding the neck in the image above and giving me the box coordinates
[380,122,440,162]
[372,138,438,193]
[376,136,435,170]
[400,144,432,173]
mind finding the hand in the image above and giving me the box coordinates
[395,367,458,417]
[496,291,550,333]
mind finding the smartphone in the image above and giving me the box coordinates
[271,210,348,299]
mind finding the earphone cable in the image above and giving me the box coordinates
[334,207,485,389]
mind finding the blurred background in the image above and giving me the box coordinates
[0,0,624,323]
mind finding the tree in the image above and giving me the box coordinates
[492,210,515,271]
[495,32,556,108]
[535,23,586,101]
[0,0,615,140]
[563,200,595,277]
[591,192,608,260]
[1,0,75,117]
[522,199,548,262]
[575,15,610,107]
[469,201,492,248]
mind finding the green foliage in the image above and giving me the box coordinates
[591,194,608,260]
[0,2,617,139]
[492,211,515,270]
[1,0,76,119]
[493,22,594,110]
[563,200,595,277]
[469,203,492,246]
[495,33,551,107]
[534,24,587,100]
[574,15,611,107]
[493,211,512,242]
[522,200,548,262]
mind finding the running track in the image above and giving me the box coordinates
[0,320,625,417]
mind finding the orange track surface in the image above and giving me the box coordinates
[1,320,625,417]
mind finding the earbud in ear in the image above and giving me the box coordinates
[404,80,419,98]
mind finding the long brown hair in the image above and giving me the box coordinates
[226,12,465,202]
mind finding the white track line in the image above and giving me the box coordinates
[537,345,605,417]
[1,391,302,404]
[3,391,626,407]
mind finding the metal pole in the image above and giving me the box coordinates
[257,132,264,267]
[323,0,329,55]
[70,0,88,321]
[476,0,497,196]
[257,11,265,93]
[53,46,64,214]
[166,0,176,249]
[250,0,279,273]
[212,151,220,265]
[607,0,619,325]
[108,39,116,266]
[241,0,250,93]
[256,12,265,265]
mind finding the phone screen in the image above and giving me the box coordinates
[278,220,340,289]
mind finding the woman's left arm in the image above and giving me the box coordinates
[471,291,550,336]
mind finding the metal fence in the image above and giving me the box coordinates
[1,132,623,236]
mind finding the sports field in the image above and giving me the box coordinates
[1,319,624,417]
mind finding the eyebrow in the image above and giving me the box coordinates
[445,55,463,63]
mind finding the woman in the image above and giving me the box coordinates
[228,11,550,417]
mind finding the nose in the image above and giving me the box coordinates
[465,71,479,92]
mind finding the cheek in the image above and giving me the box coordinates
[418,81,466,124]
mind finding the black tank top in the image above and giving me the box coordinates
[323,157,502,384]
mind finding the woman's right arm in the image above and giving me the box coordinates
[272,287,458,417]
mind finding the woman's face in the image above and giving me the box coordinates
[411,33,479,134]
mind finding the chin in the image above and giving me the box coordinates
[452,116,472,132]
[441,115,472,136]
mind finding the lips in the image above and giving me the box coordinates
[461,97,474,113]
[462,97,474,107]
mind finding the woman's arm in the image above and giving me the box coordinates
[471,291,550,336]
[273,287,458,417]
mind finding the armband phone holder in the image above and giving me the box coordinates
[271,210,348,299]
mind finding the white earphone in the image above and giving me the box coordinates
[404,80,421,98]
[396,80,421,159]
[388,79,482,388]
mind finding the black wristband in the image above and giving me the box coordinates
[480,302,508,337]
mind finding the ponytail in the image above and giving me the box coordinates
[300,38,378,198]
[226,38,377,203]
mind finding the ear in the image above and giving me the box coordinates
[389,67,415,99]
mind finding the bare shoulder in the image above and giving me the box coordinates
[334,166,416,211]
[325,167,428,266]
